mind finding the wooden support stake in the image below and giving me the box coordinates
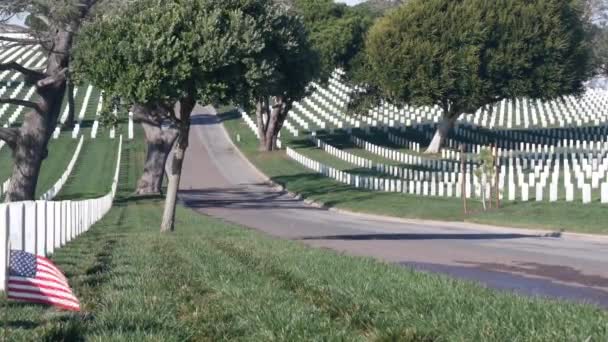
[461,143,467,215]
[494,142,500,209]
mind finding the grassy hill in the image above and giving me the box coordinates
[2,125,608,341]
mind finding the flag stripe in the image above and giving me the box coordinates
[36,258,68,280]
[8,277,75,296]
[8,290,80,305]
[8,286,80,304]
[8,293,80,311]
[33,270,69,287]
[37,263,68,282]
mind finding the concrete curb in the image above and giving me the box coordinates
[217,111,608,244]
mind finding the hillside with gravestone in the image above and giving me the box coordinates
[1,0,608,340]
[237,69,608,206]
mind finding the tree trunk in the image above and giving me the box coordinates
[135,121,178,195]
[4,30,71,202]
[65,80,76,129]
[132,104,178,196]
[255,97,270,151]
[424,112,460,154]
[160,96,195,233]
[257,96,290,152]
[4,115,48,201]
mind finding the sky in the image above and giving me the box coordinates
[335,0,366,5]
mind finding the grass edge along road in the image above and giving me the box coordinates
[219,109,608,235]
[0,126,606,341]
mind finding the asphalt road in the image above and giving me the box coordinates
[179,106,608,309]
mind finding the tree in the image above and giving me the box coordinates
[585,0,608,77]
[291,0,373,79]
[0,1,109,202]
[357,0,593,154]
[74,0,279,232]
[353,0,407,17]
[595,27,608,76]
[242,7,319,151]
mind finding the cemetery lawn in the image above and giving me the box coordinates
[35,134,82,199]
[0,134,79,196]
[220,109,608,235]
[1,130,608,341]
[55,136,120,200]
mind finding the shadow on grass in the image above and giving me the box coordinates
[270,173,378,204]
[113,193,165,206]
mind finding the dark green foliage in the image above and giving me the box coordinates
[358,0,593,116]
[73,0,263,107]
[593,26,608,76]
[292,0,374,80]
[227,0,320,109]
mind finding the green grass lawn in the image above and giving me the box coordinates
[35,134,81,198]
[0,146,12,182]
[221,109,608,235]
[55,136,120,200]
[2,122,608,341]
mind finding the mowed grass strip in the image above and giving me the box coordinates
[221,109,608,234]
[1,126,607,341]
[35,134,81,198]
[55,136,119,200]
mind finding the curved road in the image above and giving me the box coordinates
[179,106,608,309]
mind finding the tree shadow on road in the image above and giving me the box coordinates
[300,232,549,241]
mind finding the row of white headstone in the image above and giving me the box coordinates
[0,47,46,135]
[292,101,326,129]
[0,135,123,292]
[315,71,608,135]
[237,101,608,204]
[365,88,608,131]
[289,142,608,204]
[309,130,608,204]
[287,146,467,197]
[312,137,372,168]
[0,45,116,141]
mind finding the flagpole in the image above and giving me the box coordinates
[2,291,7,342]
[1,242,9,342]
[1,206,8,341]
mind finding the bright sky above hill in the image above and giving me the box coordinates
[335,0,365,5]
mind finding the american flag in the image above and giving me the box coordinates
[7,250,81,311]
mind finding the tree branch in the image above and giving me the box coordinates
[0,126,18,149]
[0,97,41,112]
[0,62,45,83]
[36,68,68,88]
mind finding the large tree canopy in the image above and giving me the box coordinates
[74,0,312,231]
[290,0,373,79]
[238,2,319,151]
[595,26,608,76]
[356,0,593,153]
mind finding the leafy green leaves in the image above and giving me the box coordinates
[292,0,373,80]
[359,0,593,115]
[73,0,267,108]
